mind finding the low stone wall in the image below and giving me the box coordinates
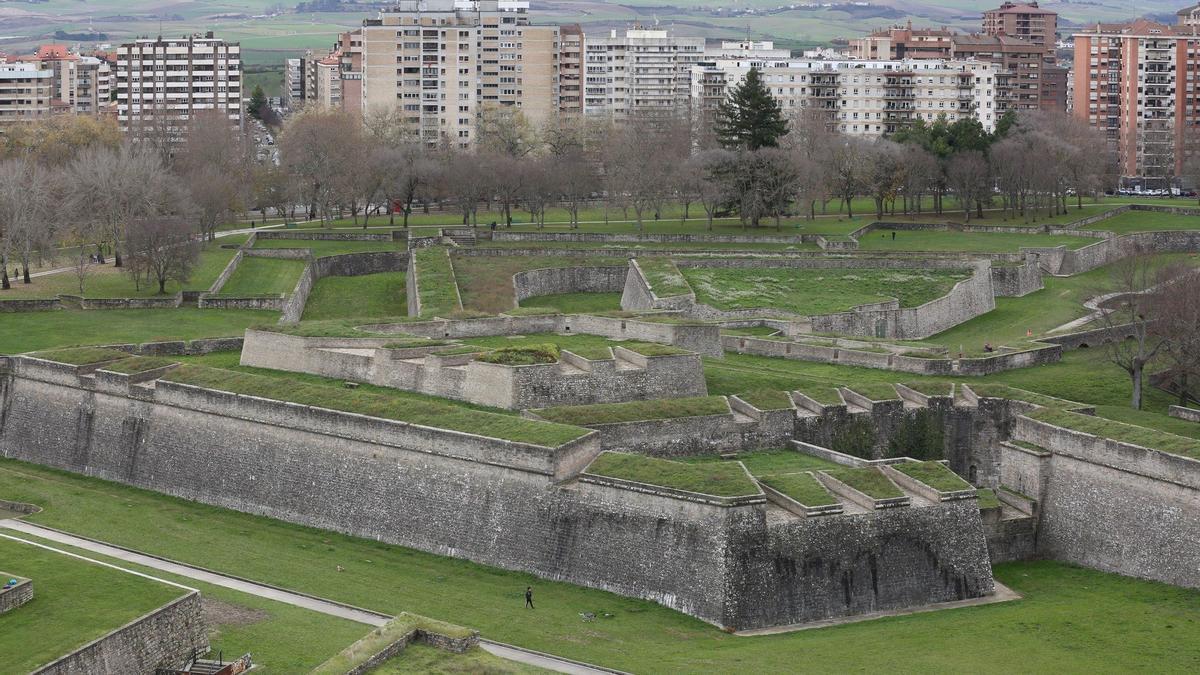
[103,337,244,356]
[313,250,408,278]
[206,249,244,294]
[0,298,61,312]
[33,591,207,675]
[553,406,792,457]
[0,576,32,613]
[721,336,957,375]
[242,247,312,260]
[1169,405,1200,423]
[955,344,1062,376]
[620,259,695,312]
[280,261,316,323]
[1044,230,1200,276]
[255,229,398,242]
[60,294,183,310]
[981,507,1037,564]
[512,265,627,304]
[198,295,286,311]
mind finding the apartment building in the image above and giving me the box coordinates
[0,62,52,129]
[691,59,1004,136]
[558,24,584,114]
[349,0,558,145]
[583,28,703,118]
[113,33,242,139]
[3,45,113,116]
[299,48,343,110]
[982,2,1065,111]
[284,58,304,109]
[1072,18,1200,180]
[852,14,1059,112]
[705,40,791,59]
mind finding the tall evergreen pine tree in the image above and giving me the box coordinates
[713,67,789,150]
[247,85,268,122]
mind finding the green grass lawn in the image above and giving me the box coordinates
[1089,210,1200,234]
[519,292,622,313]
[0,537,185,673]
[682,267,970,315]
[7,532,371,674]
[253,238,405,258]
[3,460,1199,673]
[217,257,307,297]
[1026,408,1200,460]
[0,308,277,354]
[825,467,905,499]
[855,231,1098,252]
[459,332,680,360]
[0,243,240,300]
[301,273,408,321]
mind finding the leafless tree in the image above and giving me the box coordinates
[484,151,525,227]
[177,111,252,239]
[1148,263,1200,405]
[863,140,905,219]
[553,150,598,229]
[900,144,938,215]
[69,144,173,267]
[603,123,671,230]
[694,148,733,231]
[0,158,54,287]
[441,150,489,226]
[947,151,991,222]
[124,216,200,294]
[521,157,556,228]
[827,138,870,218]
[278,109,362,225]
[477,105,538,158]
[1096,244,1169,409]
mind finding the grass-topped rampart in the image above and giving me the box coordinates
[893,461,972,492]
[585,451,758,497]
[1027,408,1200,460]
[99,356,180,374]
[412,247,462,317]
[825,467,905,499]
[735,389,793,410]
[636,257,692,297]
[161,364,587,447]
[476,343,560,366]
[311,612,474,675]
[759,472,838,507]
[533,395,730,425]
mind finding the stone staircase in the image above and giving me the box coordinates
[443,228,477,247]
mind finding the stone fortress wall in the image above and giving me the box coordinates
[0,354,995,631]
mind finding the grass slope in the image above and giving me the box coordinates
[413,248,461,317]
[893,461,972,492]
[585,452,758,497]
[519,292,622,313]
[2,461,1199,673]
[533,396,730,425]
[759,472,838,507]
[218,257,306,297]
[301,273,408,321]
[825,467,905,499]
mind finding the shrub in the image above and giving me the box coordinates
[476,343,560,366]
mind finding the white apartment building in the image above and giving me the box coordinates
[284,57,304,109]
[75,56,112,114]
[355,0,557,147]
[704,40,791,60]
[691,58,1005,136]
[0,62,52,129]
[113,33,242,139]
[584,28,703,118]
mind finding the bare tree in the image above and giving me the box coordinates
[947,151,991,222]
[553,150,597,229]
[695,148,733,231]
[176,111,251,240]
[1148,263,1200,405]
[863,140,905,219]
[124,216,200,294]
[521,157,555,228]
[603,123,671,230]
[278,109,362,225]
[0,158,53,287]
[828,138,870,218]
[477,105,539,158]
[1096,245,1169,409]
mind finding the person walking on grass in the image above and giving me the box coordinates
[525,586,534,609]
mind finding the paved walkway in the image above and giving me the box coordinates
[0,519,618,674]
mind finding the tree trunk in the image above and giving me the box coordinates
[1,269,8,290]
[1132,362,1144,410]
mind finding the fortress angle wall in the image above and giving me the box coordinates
[0,359,995,631]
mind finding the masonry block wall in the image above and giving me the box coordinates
[0,361,995,631]
[34,592,207,675]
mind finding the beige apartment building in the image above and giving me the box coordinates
[113,33,242,139]
[559,24,584,114]
[3,45,112,117]
[350,0,557,146]
[0,62,53,129]
[691,59,1005,136]
[583,28,704,119]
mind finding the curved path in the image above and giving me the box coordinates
[0,518,621,675]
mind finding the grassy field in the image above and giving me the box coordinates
[3,460,1200,673]
[519,291,622,313]
[375,643,551,673]
[682,449,840,475]
[0,243,240,300]
[0,308,277,354]
[826,467,905,499]
[217,257,307,296]
[893,461,973,492]
[682,267,970,315]
[413,248,461,317]
[1027,408,1200,460]
[636,257,692,297]
[758,472,838,507]
[533,395,731,425]
[301,273,408,321]
[0,537,185,673]
[1090,210,1200,234]
[586,452,759,496]
[855,231,1099,252]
